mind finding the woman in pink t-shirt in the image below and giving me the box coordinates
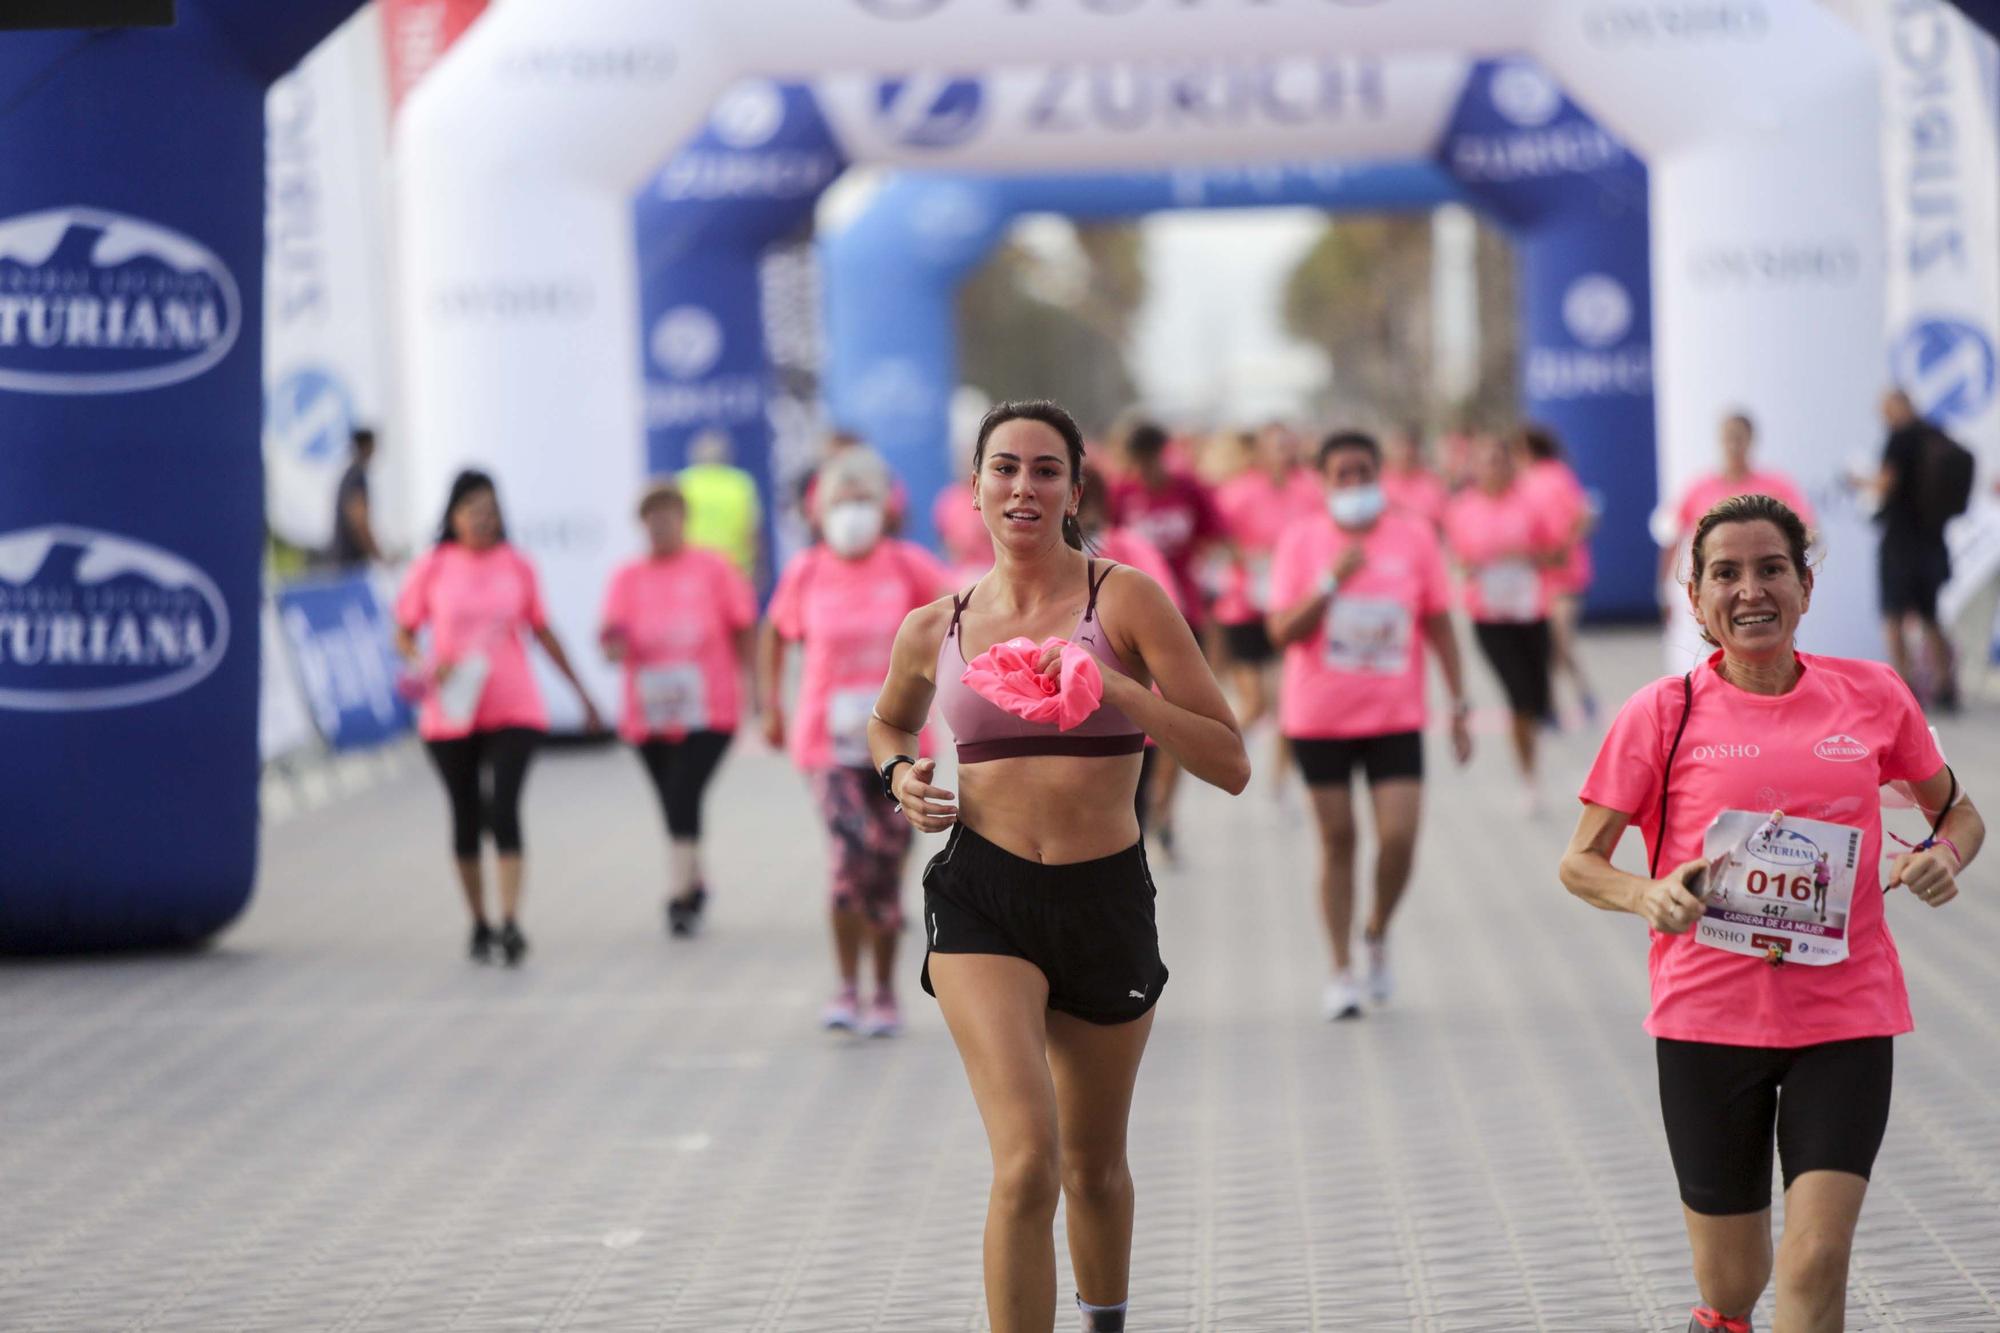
[395,470,604,966]
[1559,494,1983,1333]
[1444,435,1564,811]
[600,480,758,938]
[1514,424,1600,725]
[1211,423,1322,738]
[1378,425,1448,530]
[1653,412,1816,623]
[760,448,950,1038]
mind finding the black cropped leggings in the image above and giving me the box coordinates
[424,727,539,859]
[636,731,732,839]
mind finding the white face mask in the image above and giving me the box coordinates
[1328,483,1385,529]
[824,500,884,556]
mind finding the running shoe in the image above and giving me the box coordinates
[861,993,902,1038]
[498,919,528,967]
[665,884,707,938]
[1322,974,1364,1022]
[1687,1307,1751,1333]
[820,986,861,1032]
[1364,933,1393,1005]
[468,920,496,964]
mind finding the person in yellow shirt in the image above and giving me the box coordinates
[678,430,764,587]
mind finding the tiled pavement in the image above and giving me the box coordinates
[3,630,1997,1331]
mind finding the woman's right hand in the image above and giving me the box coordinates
[1638,860,1710,933]
[893,758,958,833]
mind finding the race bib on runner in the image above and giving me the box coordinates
[437,651,491,728]
[1477,559,1539,621]
[637,662,707,734]
[828,687,877,768]
[1324,597,1412,675]
[1694,809,1863,966]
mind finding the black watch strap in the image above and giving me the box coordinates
[879,754,917,801]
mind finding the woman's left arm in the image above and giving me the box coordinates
[1093,570,1250,795]
[1890,764,1984,906]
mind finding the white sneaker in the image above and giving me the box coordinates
[1322,973,1365,1022]
[1365,935,1393,1005]
[820,987,860,1032]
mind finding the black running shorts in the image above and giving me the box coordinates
[1472,618,1553,720]
[1656,1035,1894,1216]
[919,823,1167,1026]
[1220,619,1277,666]
[1290,731,1424,786]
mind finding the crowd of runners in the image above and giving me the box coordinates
[387,400,1983,1333]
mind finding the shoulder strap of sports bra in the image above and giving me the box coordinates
[1650,671,1695,879]
[1084,559,1119,624]
[947,584,974,638]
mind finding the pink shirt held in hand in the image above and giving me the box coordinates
[1579,652,1946,1048]
[768,540,950,771]
[1212,468,1323,625]
[1521,458,1593,596]
[1445,484,1563,623]
[960,636,1104,731]
[599,548,757,743]
[1270,511,1451,740]
[396,542,550,741]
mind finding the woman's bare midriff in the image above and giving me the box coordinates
[956,751,1144,864]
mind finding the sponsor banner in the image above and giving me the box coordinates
[259,599,320,763]
[273,573,413,751]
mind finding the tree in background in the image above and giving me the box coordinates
[1282,210,1517,432]
[957,222,1146,435]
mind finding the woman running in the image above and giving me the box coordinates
[1515,423,1600,724]
[870,399,1249,1333]
[395,469,603,965]
[762,447,949,1036]
[600,479,757,937]
[1559,494,1983,1333]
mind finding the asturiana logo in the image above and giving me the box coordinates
[1814,734,1870,763]
[0,526,229,711]
[0,207,241,394]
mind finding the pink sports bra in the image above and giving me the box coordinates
[936,560,1147,764]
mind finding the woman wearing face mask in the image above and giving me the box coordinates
[1560,494,1982,1333]
[395,469,604,965]
[870,399,1247,1333]
[600,480,758,937]
[1445,433,1565,814]
[1268,431,1472,1019]
[760,448,950,1036]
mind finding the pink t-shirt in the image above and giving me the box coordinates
[1270,511,1451,740]
[1521,458,1593,596]
[768,539,950,771]
[1444,483,1564,622]
[599,548,756,743]
[1094,529,1181,612]
[1380,467,1447,529]
[1673,469,1816,537]
[395,542,550,741]
[1111,472,1225,620]
[1579,652,1945,1048]
[1212,468,1323,625]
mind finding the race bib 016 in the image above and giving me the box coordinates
[1694,809,1863,966]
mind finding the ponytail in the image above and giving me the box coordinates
[1062,513,1084,551]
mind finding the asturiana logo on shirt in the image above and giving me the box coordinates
[1813,734,1870,763]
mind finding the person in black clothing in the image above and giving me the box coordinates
[1864,390,1958,710]
[329,427,382,569]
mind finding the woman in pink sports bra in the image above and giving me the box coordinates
[869,400,1248,1333]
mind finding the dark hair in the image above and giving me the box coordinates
[1687,493,1814,644]
[1317,429,1381,469]
[436,468,505,545]
[352,427,377,454]
[1517,423,1563,462]
[1124,421,1169,460]
[973,399,1089,551]
[1722,410,1755,438]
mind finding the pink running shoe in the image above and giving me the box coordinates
[861,993,903,1038]
[820,986,860,1032]
[1688,1307,1751,1333]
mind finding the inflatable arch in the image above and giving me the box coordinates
[401,0,1887,722]
[0,0,367,953]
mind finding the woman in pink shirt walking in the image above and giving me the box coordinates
[395,470,604,965]
[600,480,758,938]
[1560,494,1983,1333]
[761,448,950,1037]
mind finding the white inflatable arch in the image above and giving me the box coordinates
[399,0,1886,683]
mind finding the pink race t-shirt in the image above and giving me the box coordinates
[1212,468,1323,625]
[395,542,550,741]
[1521,458,1593,595]
[1444,483,1563,623]
[1380,467,1447,529]
[1270,511,1450,740]
[1579,652,1946,1048]
[599,548,756,743]
[1673,469,1816,537]
[768,539,950,772]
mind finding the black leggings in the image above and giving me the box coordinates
[636,731,732,839]
[424,728,539,858]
